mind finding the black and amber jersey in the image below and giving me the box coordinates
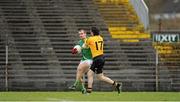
[86,35,104,58]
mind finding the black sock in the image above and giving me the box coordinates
[87,88,92,93]
[112,81,116,86]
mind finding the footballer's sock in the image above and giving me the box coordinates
[79,82,85,90]
[112,81,116,86]
[73,80,79,86]
[76,80,84,90]
[69,80,81,90]
[112,81,122,94]
[79,82,86,94]
[87,88,92,93]
[68,80,79,90]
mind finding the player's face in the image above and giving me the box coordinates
[79,30,86,39]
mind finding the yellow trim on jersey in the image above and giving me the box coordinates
[86,35,104,58]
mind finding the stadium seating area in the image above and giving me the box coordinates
[0,32,5,90]
[153,34,180,91]
[0,0,179,91]
[94,0,150,42]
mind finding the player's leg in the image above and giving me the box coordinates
[96,73,122,94]
[81,59,94,93]
[94,56,122,94]
[69,61,84,90]
[80,60,94,93]
[76,61,91,94]
[76,61,90,81]
[97,73,114,84]
[69,60,91,94]
[87,69,94,93]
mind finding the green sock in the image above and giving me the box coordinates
[75,80,81,90]
[73,80,79,86]
[79,82,86,91]
[75,80,85,91]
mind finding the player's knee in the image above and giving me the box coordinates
[87,70,93,76]
[97,74,103,81]
[77,67,83,72]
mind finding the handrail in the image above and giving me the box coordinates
[129,0,149,30]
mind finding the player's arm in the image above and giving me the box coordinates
[82,38,89,49]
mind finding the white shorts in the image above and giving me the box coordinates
[80,59,93,68]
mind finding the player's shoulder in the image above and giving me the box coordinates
[87,35,103,41]
[99,35,103,40]
[99,35,103,38]
[78,39,84,45]
[88,36,97,39]
[86,36,93,41]
[78,39,83,42]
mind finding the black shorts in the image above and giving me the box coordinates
[90,55,105,74]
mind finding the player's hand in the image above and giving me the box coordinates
[71,48,78,54]
[83,38,87,43]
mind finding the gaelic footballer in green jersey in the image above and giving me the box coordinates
[70,29,93,94]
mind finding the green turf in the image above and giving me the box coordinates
[0,92,180,101]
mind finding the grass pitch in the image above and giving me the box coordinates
[0,91,180,101]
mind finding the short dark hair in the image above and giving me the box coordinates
[78,28,86,33]
[91,27,100,35]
